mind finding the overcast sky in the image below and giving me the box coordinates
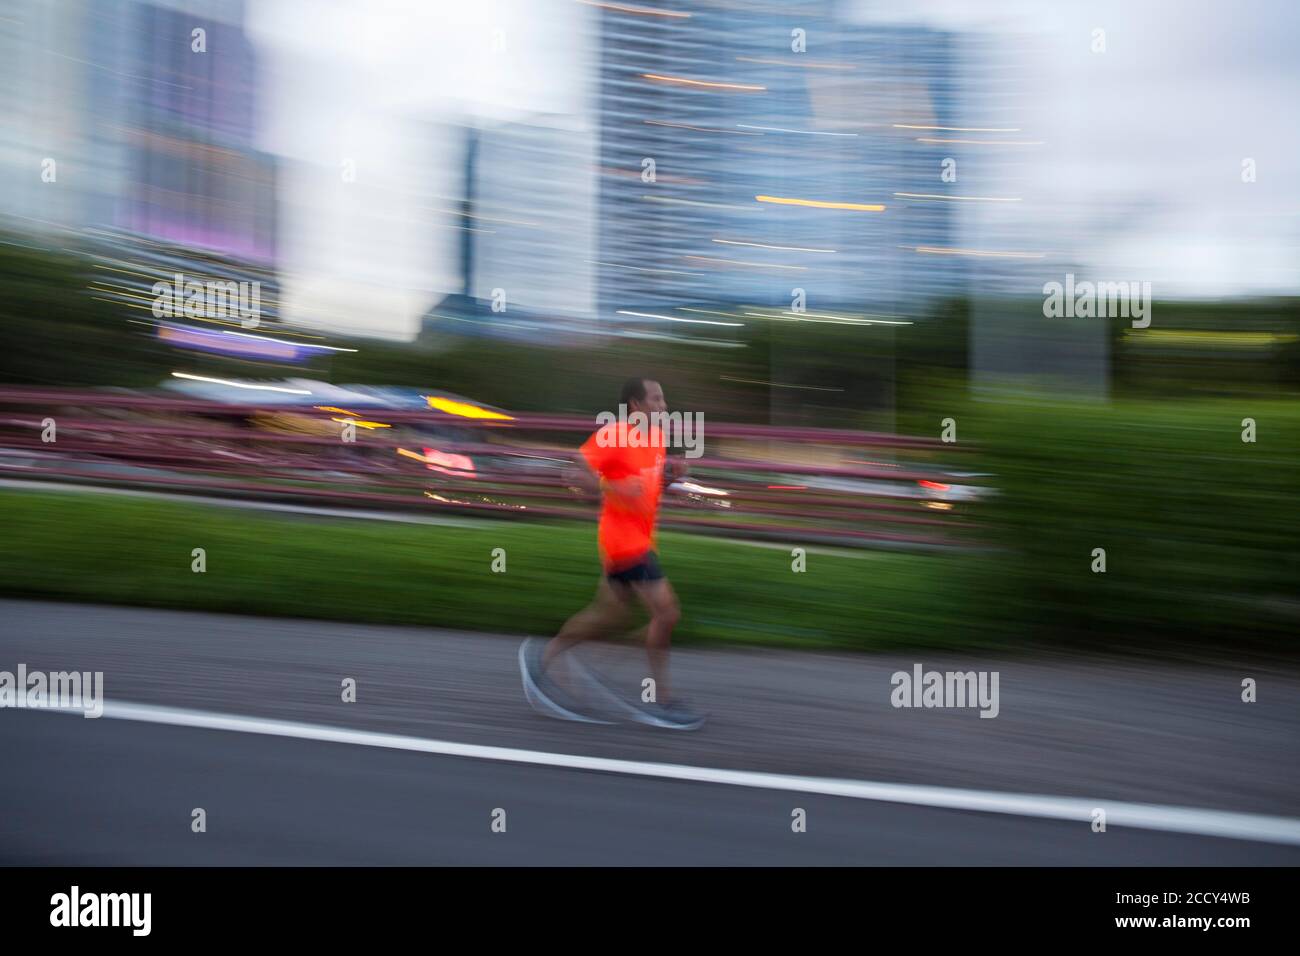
[856,0,1300,296]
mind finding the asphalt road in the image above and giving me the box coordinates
[1,599,1298,865]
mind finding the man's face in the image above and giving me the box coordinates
[632,380,667,415]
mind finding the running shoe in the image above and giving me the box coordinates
[627,696,707,731]
[566,654,648,722]
[518,639,611,725]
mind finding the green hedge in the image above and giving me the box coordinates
[0,490,987,652]
[968,399,1299,646]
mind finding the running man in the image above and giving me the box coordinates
[519,377,704,730]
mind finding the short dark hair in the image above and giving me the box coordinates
[620,377,650,406]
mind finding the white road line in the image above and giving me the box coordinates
[45,699,1300,847]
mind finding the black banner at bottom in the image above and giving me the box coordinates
[0,866,1288,942]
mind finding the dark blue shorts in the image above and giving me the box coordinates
[606,551,664,588]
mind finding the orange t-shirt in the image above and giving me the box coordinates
[579,422,666,571]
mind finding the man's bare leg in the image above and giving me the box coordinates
[542,577,630,673]
[629,578,681,702]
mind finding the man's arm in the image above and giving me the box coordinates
[564,455,601,495]
[565,454,647,504]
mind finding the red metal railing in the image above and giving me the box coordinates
[0,388,985,550]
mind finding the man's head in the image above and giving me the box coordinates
[620,377,666,415]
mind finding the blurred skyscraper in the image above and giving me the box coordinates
[0,0,106,233]
[590,0,967,321]
[113,0,275,264]
[0,0,274,264]
[469,117,598,319]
